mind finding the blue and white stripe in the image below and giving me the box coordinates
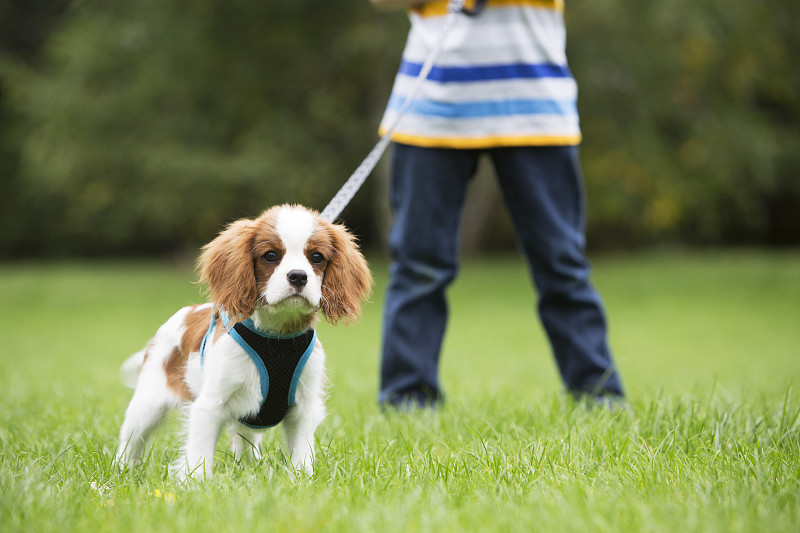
[379,0,581,148]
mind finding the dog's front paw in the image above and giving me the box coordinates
[290,453,314,477]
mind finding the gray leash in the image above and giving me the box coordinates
[319,0,467,222]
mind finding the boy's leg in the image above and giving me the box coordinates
[491,146,624,397]
[379,143,479,407]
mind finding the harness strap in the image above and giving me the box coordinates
[199,313,216,367]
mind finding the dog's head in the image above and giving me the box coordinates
[199,204,372,332]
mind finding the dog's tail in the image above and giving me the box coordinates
[120,348,147,388]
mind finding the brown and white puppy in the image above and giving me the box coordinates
[116,204,371,479]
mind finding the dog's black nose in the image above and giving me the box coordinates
[287,270,308,288]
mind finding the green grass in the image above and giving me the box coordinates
[1,251,799,532]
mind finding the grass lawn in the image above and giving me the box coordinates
[1,250,798,532]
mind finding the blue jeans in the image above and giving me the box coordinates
[379,143,624,407]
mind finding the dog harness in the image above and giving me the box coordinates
[199,310,317,428]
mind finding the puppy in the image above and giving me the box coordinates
[116,204,372,479]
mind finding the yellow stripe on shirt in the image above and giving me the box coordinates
[380,128,581,149]
[412,0,564,17]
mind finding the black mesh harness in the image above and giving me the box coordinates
[199,310,317,428]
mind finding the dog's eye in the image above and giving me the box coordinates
[309,252,325,264]
[262,251,279,263]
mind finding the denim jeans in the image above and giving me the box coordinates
[379,143,624,407]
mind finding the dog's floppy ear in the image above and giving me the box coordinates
[199,218,258,322]
[320,222,372,325]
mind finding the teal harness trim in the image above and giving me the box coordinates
[199,310,317,428]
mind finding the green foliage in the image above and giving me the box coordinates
[569,0,800,247]
[1,253,799,531]
[1,0,406,255]
[1,0,799,255]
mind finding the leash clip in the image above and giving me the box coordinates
[461,0,487,17]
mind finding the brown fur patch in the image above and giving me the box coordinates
[161,305,213,401]
[182,305,213,354]
[317,220,373,324]
[199,219,260,323]
[304,228,335,278]
[251,208,285,294]
[163,346,192,400]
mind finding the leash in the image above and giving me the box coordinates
[319,0,471,222]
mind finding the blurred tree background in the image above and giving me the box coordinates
[0,0,798,258]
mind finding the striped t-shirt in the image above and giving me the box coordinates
[379,0,580,149]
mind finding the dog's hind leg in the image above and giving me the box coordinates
[116,346,182,467]
[116,388,172,467]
